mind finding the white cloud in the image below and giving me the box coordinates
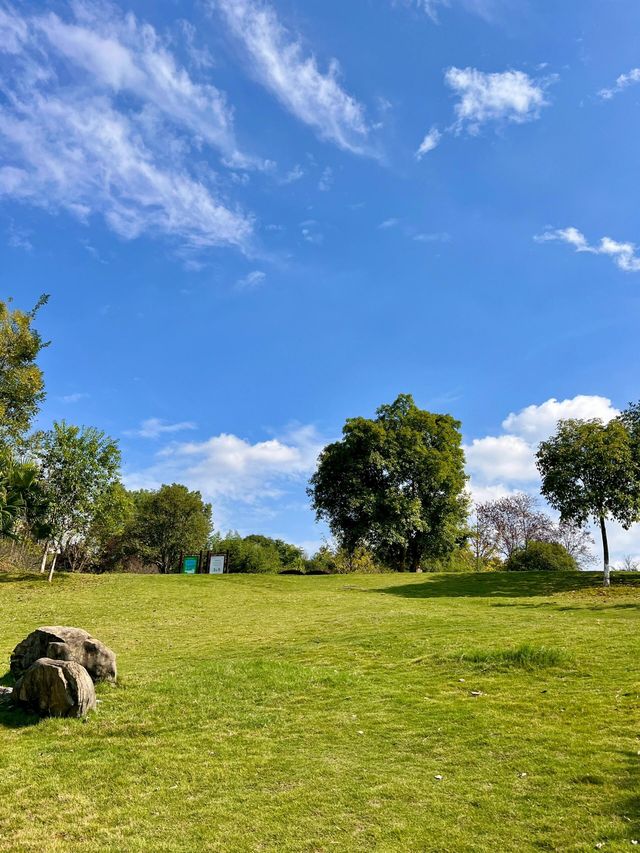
[466,395,619,485]
[318,166,333,192]
[413,231,451,243]
[465,434,538,483]
[599,68,640,100]
[125,418,197,439]
[536,227,640,273]
[281,164,304,184]
[465,395,637,564]
[34,3,254,169]
[445,67,549,132]
[214,0,371,155]
[300,219,323,245]
[61,392,88,403]
[502,395,619,445]
[0,3,254,252]
[416,127,441,158]
[124,424,324,504]
[400,0,514,23]
[0,7,28,53]
[236,269,266,289]
[378,218,400,229]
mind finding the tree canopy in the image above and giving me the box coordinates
[129,484,212,573]
[308,394,468,571]
[537,417,640,585]
[38,421,121,577]
[0,295,48,447]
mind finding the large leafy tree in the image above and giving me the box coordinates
[308,394,468,571]
[38,422,121,579]
[537,418,640,586]
[0,295,48,447]
[129,484,212,573]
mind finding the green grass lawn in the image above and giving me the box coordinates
[0,570,639,852]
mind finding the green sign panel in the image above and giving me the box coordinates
[182,555,198,574]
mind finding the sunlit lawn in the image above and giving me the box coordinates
[0,570,639,852]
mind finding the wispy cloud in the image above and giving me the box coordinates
[125,418,198,439]
[446,67,550,133]
[300,219,323,245]
[599,68,640,100]
[6,221,33,250]
[214,0,371,155]
[378,218,400,229]
[416,127,441,158]
[397,0,516,24]
[60,392,89,403]
[0,3,254,253]
[535,227,640,273]
[280,164,305,184]
[318,166,333,192]
[236,269,266,289]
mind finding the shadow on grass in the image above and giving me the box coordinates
[0,672,39,729]
[0,571,46,583]
[372,571,621,599]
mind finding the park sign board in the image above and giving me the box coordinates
[209,554,226,574]
[182,555,198,575]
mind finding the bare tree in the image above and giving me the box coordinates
[470,504,497,570]
[621,554,640,572]
[553,521,596,568]
[476,493,555,560]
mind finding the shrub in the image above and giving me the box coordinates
[505,540,578,572]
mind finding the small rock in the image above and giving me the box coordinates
[519,772,527,778]
[470,690,483,697]
[459,678,465,682]
[357,730,364,735]
[434,774,443,781]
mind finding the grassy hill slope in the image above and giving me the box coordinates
[0,571,639,852]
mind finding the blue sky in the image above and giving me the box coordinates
[2,0,640,558]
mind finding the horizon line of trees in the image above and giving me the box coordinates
[2,295,640,582]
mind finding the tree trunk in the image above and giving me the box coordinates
[40,543,50,574]
[599,515,610,587]
[47,552,58,584]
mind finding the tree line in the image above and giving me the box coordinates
[2,295,640,583]
[309,393,640,585]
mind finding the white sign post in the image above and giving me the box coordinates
[209,554,226,574]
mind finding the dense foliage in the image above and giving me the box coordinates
[0,295,48,447]
[504,541,578,573]
[309,394,468,571]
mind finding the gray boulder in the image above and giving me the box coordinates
[13,658,96,718]
[10,626,117,683]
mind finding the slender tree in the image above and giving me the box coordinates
[537,418,640,586]
[38,422,121,580]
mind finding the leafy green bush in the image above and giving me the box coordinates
[212,532,305,574]
[505,540,578,572]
